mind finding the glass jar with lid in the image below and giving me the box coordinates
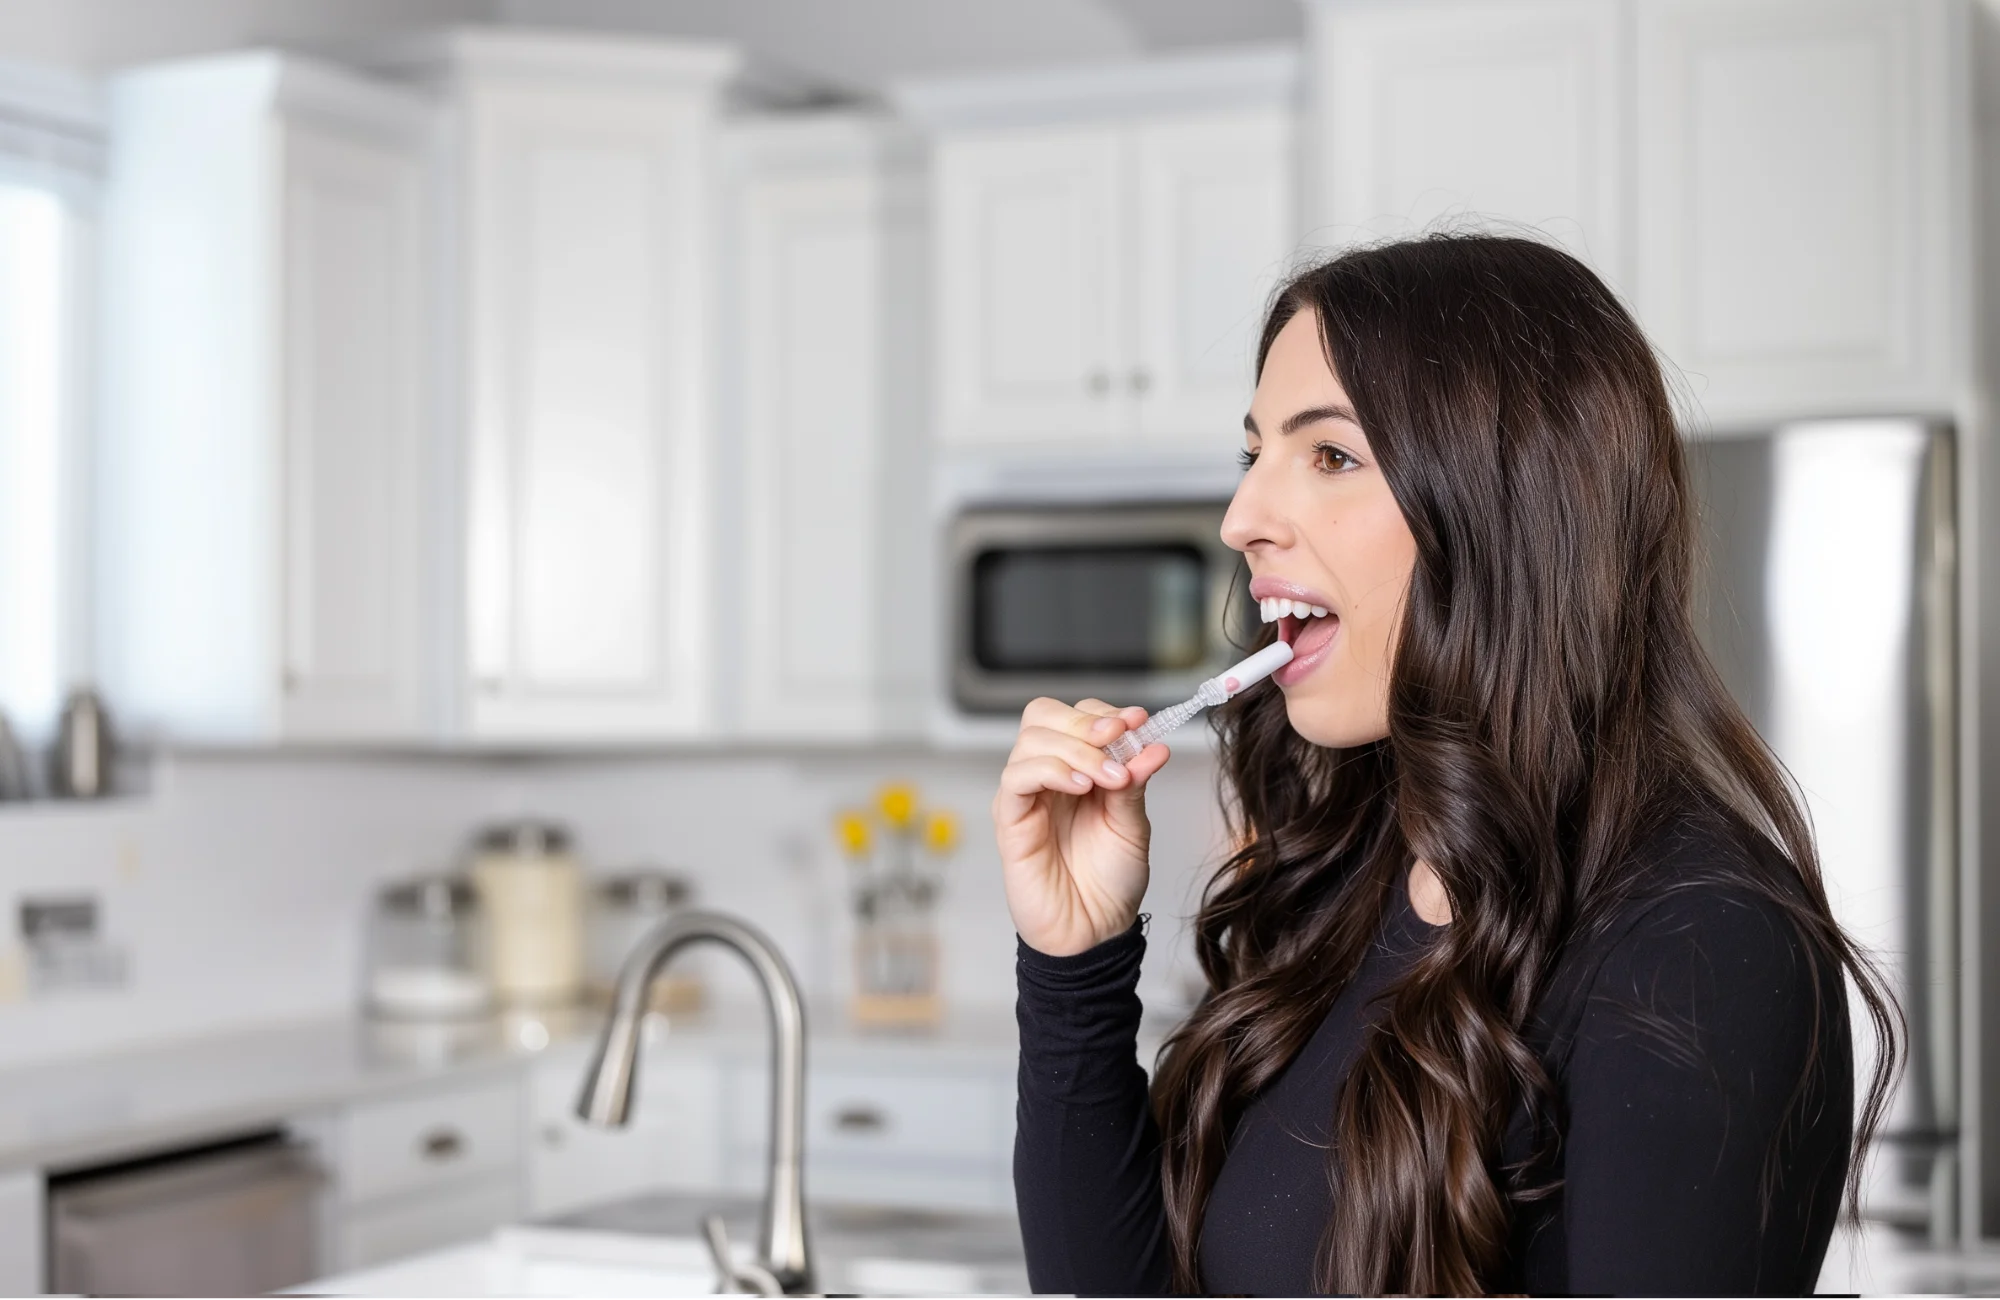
[588,868,703,1014]
[470,819,585,1008]
[364,875,490,1020]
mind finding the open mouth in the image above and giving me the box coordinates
[1256,596,1339,684]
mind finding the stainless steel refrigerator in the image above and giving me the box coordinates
[1687,418,1958,1244]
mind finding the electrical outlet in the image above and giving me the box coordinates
[20,896,129,995]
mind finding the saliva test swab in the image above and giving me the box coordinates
[1104,641,1295,764]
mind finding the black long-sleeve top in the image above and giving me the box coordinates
[1013,810,1854,1295]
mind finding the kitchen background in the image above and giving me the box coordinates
[0,0,1997,1294]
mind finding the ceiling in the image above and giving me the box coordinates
[497,0,1302,93]
[0,0,1303,86]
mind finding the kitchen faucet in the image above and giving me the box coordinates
[576,909,813,1295]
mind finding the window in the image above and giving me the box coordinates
[0,181,71,741]
[0,61,96,747]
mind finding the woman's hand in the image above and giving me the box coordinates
[993,698,1172,957]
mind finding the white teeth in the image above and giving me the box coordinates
[1258,597,1330,623]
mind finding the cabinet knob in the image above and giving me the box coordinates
[541,1124,566,1149]
[477,677,503,695]
[1086,370,1111,396]
[281,669,300,693]
[831,1104,887,1134]
[419,1127,466,1162]
[1129,369,1152,395]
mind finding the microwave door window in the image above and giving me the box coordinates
[972,546,1209,673]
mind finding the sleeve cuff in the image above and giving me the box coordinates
[1017,915,1148,988]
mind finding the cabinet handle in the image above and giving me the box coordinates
[1085,370,1111,396]
[281,669,300,693]
[419,1127,466,1162]
[1129,369,1152,395]
[477,677,503,695]
[832,1104,887,1134]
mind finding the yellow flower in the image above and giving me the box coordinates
[834,810,872,856]
[923,810,960,855]
[877,782,918,829]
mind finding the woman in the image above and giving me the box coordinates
[994,234,1896,1295]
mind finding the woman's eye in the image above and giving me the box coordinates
[1236,447,1258,471]
[1312,443,1357,475]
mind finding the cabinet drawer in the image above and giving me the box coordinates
[341,1079,523,1206]
[337,1177,519,1270]
[803,1070,1006,1165]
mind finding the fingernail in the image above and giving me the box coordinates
[1071,771,1091,789]
[1102,760,1127,780]
[1090,717,1116,735]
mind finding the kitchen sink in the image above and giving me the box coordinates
[303,1193,1029,1297]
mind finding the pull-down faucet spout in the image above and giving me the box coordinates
[575,909,813,1294]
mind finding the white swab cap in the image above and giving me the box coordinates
[1212,641,1295,696]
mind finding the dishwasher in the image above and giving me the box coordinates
[47,1131,325,1296]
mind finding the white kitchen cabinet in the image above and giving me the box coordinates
[1632,0,1961,423]
[398,32,737,743]
[276,120,429,739]
[1310,0,1625,285]
[722,1057,1015,1214]
[725,117,930,740]
[1132,111,1296,439]
[337,1078,523,1205]
[906,47,1300,448]
[527,1044,723,1218]
[1306,0,1966,426]
[935,125,1125,443]
[98,54,434,744]
[315,1077,525,1273]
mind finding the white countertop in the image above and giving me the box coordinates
[0,1000,1024,1173]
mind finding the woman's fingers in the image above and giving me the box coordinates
[1007,726,1135,789]
[1124,741,1172,783]
[994,754,1094,824]
[1021,697,1151,745]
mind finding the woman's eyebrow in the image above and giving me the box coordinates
[1243,405,1361,437]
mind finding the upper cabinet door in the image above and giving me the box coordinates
[1634,0,1957,423]
[1314,0,1626,287]
[276,120,429,741]
[462,84,713,740]
[1131,109,1296,442]
[935,125,1125,444]
[736,166,887,737]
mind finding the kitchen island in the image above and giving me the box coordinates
[0,1001,1046,1291]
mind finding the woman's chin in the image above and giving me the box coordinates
[1282,692,1388,750]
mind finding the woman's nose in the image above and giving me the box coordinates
[1220,469,1284,555]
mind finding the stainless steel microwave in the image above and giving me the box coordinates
[947,501,1253,716]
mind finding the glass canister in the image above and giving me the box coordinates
[587,868,704,1014]
[363,875,491,1020]
[470,819,585,1009]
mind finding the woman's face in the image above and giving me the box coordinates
[1222,307,1417,749]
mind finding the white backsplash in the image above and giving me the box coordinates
[0,744,1231,1070]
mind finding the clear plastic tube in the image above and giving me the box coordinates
[1103,641,1295,764]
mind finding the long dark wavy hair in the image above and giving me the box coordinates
[1147,233,1899,1294]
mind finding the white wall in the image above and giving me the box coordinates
[0,745,1229,1069]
